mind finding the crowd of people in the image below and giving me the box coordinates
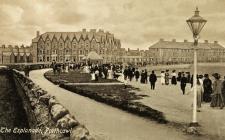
[51,61,123,81]
[51,61,225,110]
[122,66,225,110]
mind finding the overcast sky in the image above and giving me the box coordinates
[0,0,225,49]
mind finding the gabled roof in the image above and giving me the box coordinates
[149,40,225,50]
[32,30,120,45]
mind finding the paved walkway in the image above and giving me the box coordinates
[30,69,207,140]
[118,75,225,140]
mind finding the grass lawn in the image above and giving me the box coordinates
[44,70,121,83]
[71,85,144,101]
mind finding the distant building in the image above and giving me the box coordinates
[0,45,32,64]
[31,29,121,63]
[2,29,225,65]
[121,48,146,65]
[147,39,225,64]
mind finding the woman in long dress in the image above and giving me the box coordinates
[91,71,95,81]
[187,78,203,111]
[108,69,113,79]
[196,79,203,110]
[165,70,169,85]
[222,76,225,103]
[203,74,212,102]
[171,70,177,85]
[210,73,224,109]
[140,70,145,84]
[160,71,165,85]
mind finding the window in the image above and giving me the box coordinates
[47,57,49,61]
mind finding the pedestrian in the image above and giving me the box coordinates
[134,68,140,82]
[95,69,99,81]
[187,72,191,83]
[24,65,30,77]
[196,78,203,111]
[52,61,56,75]
[140,70,145,84]
[128,67,133,81]
[210,73,224,109]
[57,63,61,75]
[171,70,177,85]
[165,70,169,85]
[123,66,128,81]
[103,66,108,79]
[186,78,203,111]
[203,74,212,102]
[149,70,157,90]
[177,72,182,81]
[222,76,225,103]
[65,63,69,73]
[160,71,165,85]
[91,70,95,81]
[144,69,148,84]
[190,75,193,88]
[180,73,187,95]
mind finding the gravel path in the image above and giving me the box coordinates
[30,68,206,140]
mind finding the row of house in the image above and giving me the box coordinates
[0,45,32,64]
[1,29,225,65]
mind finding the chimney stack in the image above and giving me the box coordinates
[214,41,218,44]
[184,39,188,43]
[36,31,40,37]
[204,40,208,43]
[82,29,86,32]
[159,38,164,42]
[172,39,176,42]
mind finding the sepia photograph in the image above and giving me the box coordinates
[0,0,225,140]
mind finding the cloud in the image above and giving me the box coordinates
[0,0,225,49]
[0,4,23,26]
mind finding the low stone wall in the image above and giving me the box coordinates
[12,69,94,140]
[8,63,51,71]
[60,84,167,124]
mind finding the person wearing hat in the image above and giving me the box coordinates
[180,73,187,95]
[210,73,224,109]
[160,71,165,85]
[165,70,169,85]
[171,70,177,85]
[203,74,212,102]
[149,70,157,90]
[222,76,225,103]
[134,68,140,82]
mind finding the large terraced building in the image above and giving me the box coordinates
[31,29,121,63]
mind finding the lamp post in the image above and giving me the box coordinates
[186,7,207,126]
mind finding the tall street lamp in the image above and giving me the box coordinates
[186,7,207,126]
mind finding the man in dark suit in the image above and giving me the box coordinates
[180,73,187,95]
[149,70,157,90]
